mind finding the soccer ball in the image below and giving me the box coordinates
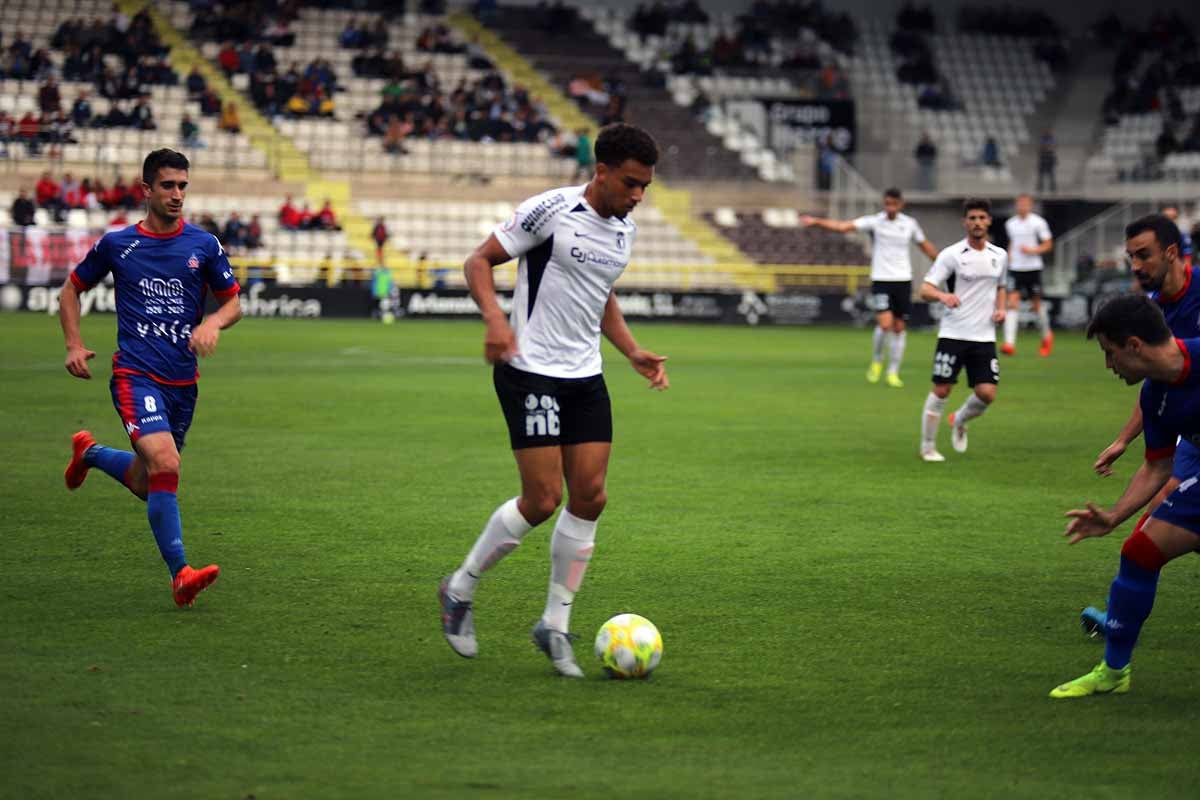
[594,613,663,679]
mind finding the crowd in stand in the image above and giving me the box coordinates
[890,11,960,111]
[7,170,147,225]
[278,195,341,232]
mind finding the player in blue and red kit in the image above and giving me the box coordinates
[1083,216,1200,633]
[59,148,242,607]
[1051,293,1200,697]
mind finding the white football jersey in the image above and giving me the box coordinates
[1005,213,1052,271]
[924,239,1008,342]
[493,184,635,379]
[852,211,927,281]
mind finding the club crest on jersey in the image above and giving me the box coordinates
[187,254,199,271]
[616,231,625,250]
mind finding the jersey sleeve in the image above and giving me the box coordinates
[203,234,240,299]
[909,219,927,244]
[493,190,570,259]
[923,249,955,287]
[1173,337,1200,385]
[69,234,112,290]
[1036,217,1052,242]
[1140,383,1176,461]
[852,215,875,232]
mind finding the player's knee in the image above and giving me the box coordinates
[524,490,562,523]
[146,454,180,482]
[932,384,952,399]
[974,385,996,404]
[893,320,906,333]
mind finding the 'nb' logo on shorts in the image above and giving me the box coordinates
[525,393,560,437]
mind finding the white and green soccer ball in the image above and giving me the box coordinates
[594,613,663,679]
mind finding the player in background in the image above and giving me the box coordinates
[1081,215,1200,634]
[917,199,1007,462]
[438,124,669,678]
[1001,194,1054,357]
[801,188,938,388]
[1159,204,1193,268]
[60,148,242,607]
[1051,294,1200,698]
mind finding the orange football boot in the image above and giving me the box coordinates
[1000,343,1016,356]
[173,564,220,607]
[64,430,96,489]
[1039,333,1054,357]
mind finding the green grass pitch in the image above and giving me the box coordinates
[2,312,1199,799]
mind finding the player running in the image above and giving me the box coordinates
[1080,215,1200,635]
[60,148,241,607]
[801,188,938,388]
[438,123,669,677]
[1001,194,1054,357]
[1051,293,1200,698]
[917,199,1007,462]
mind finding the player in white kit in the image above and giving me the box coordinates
[1002,194,1054,356]
[918,199,1008,461]
[801,188,938,387]
[437,124,670,677]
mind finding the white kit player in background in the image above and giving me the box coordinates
[1002,193,1054,357]
[801,188,938,388]
[438,123,669,678]
[918,199,1008,462]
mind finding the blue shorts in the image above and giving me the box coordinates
[1173,438,1200,480]
[1150,471,1200,535]
[109,372,198,452]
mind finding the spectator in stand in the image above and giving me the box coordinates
[71,91,93,127]
[373,217,389,265]
[61,174,80,207]
[914,131,938,191]
[383,114,412,154]
[79,178,101,210]
[36,171,66,221]
[572,127,593,181]
[341,19,367,48]
[185,66,207,100]
[981,136,1002,167]
[128,176,146,208]
[198,213,221,238]
[286,91,310,117]
[97,100,132,128]
[180,113,204,148]
[279,195,301,230]
[223,212,246,250]
[313,86,335,117]
[200,89,222,116]
[1037,130,1057,193]
[317,199,341,231]
[297,202,316,230]
[245,214,263,250]
[38,77,62,114]
[1156,126,1179,160]
[132,96,157,130]
[17,111,40,155]
[217,41,240,78]
[11,190,36,226]
[219,101,242,134]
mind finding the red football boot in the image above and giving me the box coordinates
[1000,343,1016,356]
[64,430,96,490]
[1039,333,1054,357]
[173,564,220,607]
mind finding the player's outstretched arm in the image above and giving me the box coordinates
[59,277,95,379]
[601,291,668,390]
[189,294,242,358]
[464,234,518,364]
[1064,457,1172,544]
[919,240,939,261]
[798,215,856,234]
[1095,402,1144,477]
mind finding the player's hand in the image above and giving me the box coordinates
[992,309,1006,323]
[1094,439,1127,477]
[629,349,669,390]
[941,293,961,308]
[65,345,96,380]
[1063,502,1117,544]
[799,215,816,227]
[189,321,220,358]
[483,318,518,363]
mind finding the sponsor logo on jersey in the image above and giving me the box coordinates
[187,254,199,270]
[125,421,140,435]
[520,194,567,235]
[569,247,624,268]
[616,231,625,250]
[119,239,141,260]
[139,277,186,298]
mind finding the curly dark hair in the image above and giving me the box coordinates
[1086,292,1172,345]
[962,197,991,215]
[594,123,658,168]
[142,148,190,186]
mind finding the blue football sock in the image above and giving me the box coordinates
[1103,556,1159,670]
[84,445,135,487]
[147,474,186,578]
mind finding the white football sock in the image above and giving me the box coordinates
[872,326,887,363]
[954,393,990,425]
[922,392,946,450]
[449,497,533,601]
[888,330,906,375]
[542,508,596,633]
[1003,312,1018,346]
[1036,305,1051,337]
